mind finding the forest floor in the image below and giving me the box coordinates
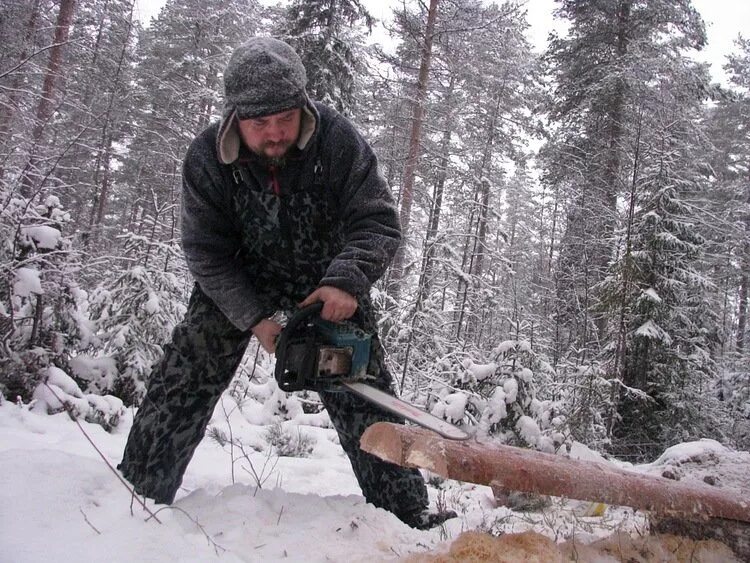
[1,394,748,562]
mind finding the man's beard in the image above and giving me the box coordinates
[256,140,294,167]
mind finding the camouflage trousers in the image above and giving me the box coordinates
[118,284,428,517]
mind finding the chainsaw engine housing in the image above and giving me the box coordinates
[274,304,372,392]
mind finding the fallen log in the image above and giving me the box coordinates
[359,422,750,524]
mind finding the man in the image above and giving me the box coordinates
[118,37,455,530]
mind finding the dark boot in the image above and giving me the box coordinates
[397,507,458,530]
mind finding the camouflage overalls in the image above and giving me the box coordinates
[119,103,428,519]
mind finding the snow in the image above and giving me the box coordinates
[1,398,747,562]
[21,224,62,249]
[14,267,43,297]
[70,355,119,393]
[484,387,508,423]
[649,439,730,466]
[462,359,497,382]
[430,392,468,423]
[503,377,518,403]
[642,287,662,303]
[144,292,160,314]
[491,339,516,356]
[516,415,542,446]
[635,319,673,344]
[516,367,533,382]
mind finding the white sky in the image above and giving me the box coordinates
[135,0,748,86]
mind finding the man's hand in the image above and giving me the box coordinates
[299,286,358,322]
[251,318,283,354]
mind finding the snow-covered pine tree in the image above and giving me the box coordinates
[115,0,262,269]
[704,36,750,448]
[53,0,140,247]
[280,0,373,116]
[377,0,541,402]
[544,0,707,358]
[598,73,727,458]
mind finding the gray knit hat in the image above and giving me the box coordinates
[217,37,311,164]
[225,37,308,119]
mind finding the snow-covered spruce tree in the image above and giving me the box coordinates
[597,73,728,458]
[430,327,566,453]
[544,0,707,358]
[280,0,373,116]
[86,265,186,406]
[0,193,93,402]
[540,0,740,458]
[722,36,750,363]
[704,36,750,446]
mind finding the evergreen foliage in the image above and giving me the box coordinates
[281,0,373,115]
[86,265,187,405]
[0,0,745,455]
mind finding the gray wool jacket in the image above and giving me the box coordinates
[180,101,401,331]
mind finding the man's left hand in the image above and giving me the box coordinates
[299,286,358,322]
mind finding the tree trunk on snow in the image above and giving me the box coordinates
[20,0,77,197]
[388,0,439,298]
[360,422,750,524]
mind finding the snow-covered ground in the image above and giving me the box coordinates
[1,393,747,562]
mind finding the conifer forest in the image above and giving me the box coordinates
[1,0,749,463]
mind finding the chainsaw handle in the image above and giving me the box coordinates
[286,302,324,333]
[274,303,324,391]
[275,302,323,353]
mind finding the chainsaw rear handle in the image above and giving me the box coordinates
[274,303,324,391]
[281,302,325,342]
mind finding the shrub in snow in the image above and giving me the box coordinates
[31,366,125,431]
[87,266,187,405]
[262,384,304,421]
[264,422,316,458]
[431,391,470,424]
[1,193,94,403]
[446,340,568,452]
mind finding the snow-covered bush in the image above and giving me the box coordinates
[87,266,187,405]
[1,193,92,402]
[264,422,316,458]
[434,339,569,453]
[31,366,125,431]
[552,360,614,449]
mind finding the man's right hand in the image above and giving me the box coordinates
[251,318,283,354]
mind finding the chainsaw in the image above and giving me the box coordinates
[274,303,469,440]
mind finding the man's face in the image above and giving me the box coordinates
[238,108,302,163]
